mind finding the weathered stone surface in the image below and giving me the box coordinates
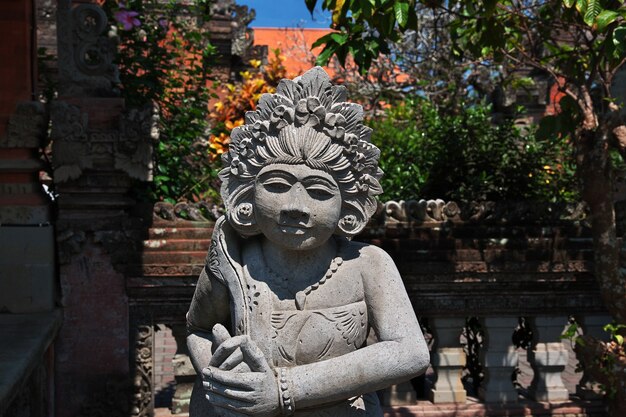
[186,67,430,416]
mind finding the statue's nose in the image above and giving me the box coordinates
[281,185,310,221]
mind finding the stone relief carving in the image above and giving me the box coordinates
[117,104,159,181]
[50,101,92,183]
[50,101,157,184]
[132,325,154,417]
[383,199,461,223]
[57,0,119,96]
[186,67,429,417]
[378,199,588,225]
[0,207,50,225]
[153,201,220,223]
[1,102,48,148]
[56,228,87,265]
[230,5,256,58]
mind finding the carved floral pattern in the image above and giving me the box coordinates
[50,101,91,183]
[131,325,153,417]
[57,0,119,96]
[117,104,159,181]
[1,102,48,148]
[380,199,588,224]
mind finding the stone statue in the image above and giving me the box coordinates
[186,67,429,417]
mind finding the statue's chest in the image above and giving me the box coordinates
[243,267,368,367]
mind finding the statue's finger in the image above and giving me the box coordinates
[209,335,248,367]
[205,379,256,403]
[206,392,251,414]
[211,323,232,352]
[230,361,252,373]
[207,366,263,390]
[219,349,244,370]
[239,337,271,373]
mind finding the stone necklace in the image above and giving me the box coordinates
[263,240,344,310]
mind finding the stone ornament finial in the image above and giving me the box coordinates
[220,67,383,238]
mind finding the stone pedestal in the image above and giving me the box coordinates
[171,324,195,414]
[479,317,519,403]
[429,317,466,404]
[382,381,417,406]
[528,316,570,402]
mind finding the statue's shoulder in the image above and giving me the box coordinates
[341,239,396,271]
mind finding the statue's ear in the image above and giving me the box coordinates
[336,202,368,238]
[227,186,260,237]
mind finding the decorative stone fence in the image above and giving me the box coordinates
[362,200,609,417]
[128,199,610,417]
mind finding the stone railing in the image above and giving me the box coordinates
[361,200,609,416]
[129,199,611,417]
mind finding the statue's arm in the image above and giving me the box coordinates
[186,265,231,374]
[285,244,429,409]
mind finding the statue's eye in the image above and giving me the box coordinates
[306,185,334,199]
[262,178,292,193]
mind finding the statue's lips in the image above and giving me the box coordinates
[278,223,311,235]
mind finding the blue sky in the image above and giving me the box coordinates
[238,0,332,28]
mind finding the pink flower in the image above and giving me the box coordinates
[114,10,140,31]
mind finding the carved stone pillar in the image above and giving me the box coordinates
[171,323,196,414]
[52,2,155,417]
[429,317,466,403]
[528,316,570,401]
[574,314,611,399]
[479,317,519,403]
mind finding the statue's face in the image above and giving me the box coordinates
[254,163,342,250]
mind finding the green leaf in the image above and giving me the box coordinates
[315,43,338,66]
[613,26,626,52]
[311,32,336,49]
[616,334,624,345]
[330,32,349,45]
[595,10,619,32]
[563,0,576,8]
[583,0,602,26]
[575,0,587,15]
[394,1,409,28]
[305,0,317,14]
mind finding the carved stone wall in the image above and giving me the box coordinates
[360,199,603,317]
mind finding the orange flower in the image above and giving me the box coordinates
[225,118,244,131]
[209,132,230,161]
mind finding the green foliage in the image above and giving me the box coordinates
[104,0,220,203]
[561,320,626,401]
[309,0,626,81]
[368,98,578,202]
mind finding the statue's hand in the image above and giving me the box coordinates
[209,324,251,372]
[203,335,280,417]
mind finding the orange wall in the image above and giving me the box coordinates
[0,0,34,136]
[253,27,334,77]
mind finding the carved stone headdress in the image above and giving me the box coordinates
[220,67,383,237]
